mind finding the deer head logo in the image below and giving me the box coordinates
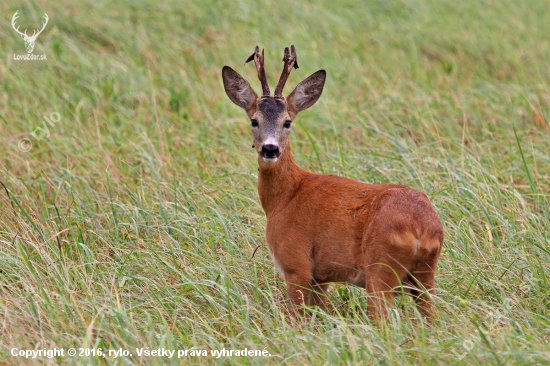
[11,11,49,54]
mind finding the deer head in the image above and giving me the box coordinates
[12,11,49,54]
[222,45,326,164]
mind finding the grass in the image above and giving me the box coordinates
[0,0,549,364]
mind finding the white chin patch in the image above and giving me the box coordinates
[262,157,278,163]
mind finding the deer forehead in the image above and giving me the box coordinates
[255,98,289,122]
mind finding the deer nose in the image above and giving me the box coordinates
[261,144,280,159]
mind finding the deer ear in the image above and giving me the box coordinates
[222,66,258,111]
[287,70,326,116]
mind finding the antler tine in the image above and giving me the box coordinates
[274,44,299,98]
[245,45,270,97]
[11,11,28,37]
[35,13,49,37]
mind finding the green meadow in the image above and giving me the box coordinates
[1,0,549,364]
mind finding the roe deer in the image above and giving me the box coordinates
[222,45,444,322]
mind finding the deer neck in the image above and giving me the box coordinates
[257,145,304,216]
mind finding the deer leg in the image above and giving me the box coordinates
[309,283,329,308]
[285,273,313,317]
[365,264,408,324]
[409,263,437,319]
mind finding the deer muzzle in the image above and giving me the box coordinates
[261,144,280,161]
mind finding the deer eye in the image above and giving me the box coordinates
[283,120,292,129]
[251,119,259,127]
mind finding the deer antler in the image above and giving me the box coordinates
[11,11,28,37]
[245,45,270,97]
[274,45,299,98]
[11,12,48,39]
[32,13,49,38]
